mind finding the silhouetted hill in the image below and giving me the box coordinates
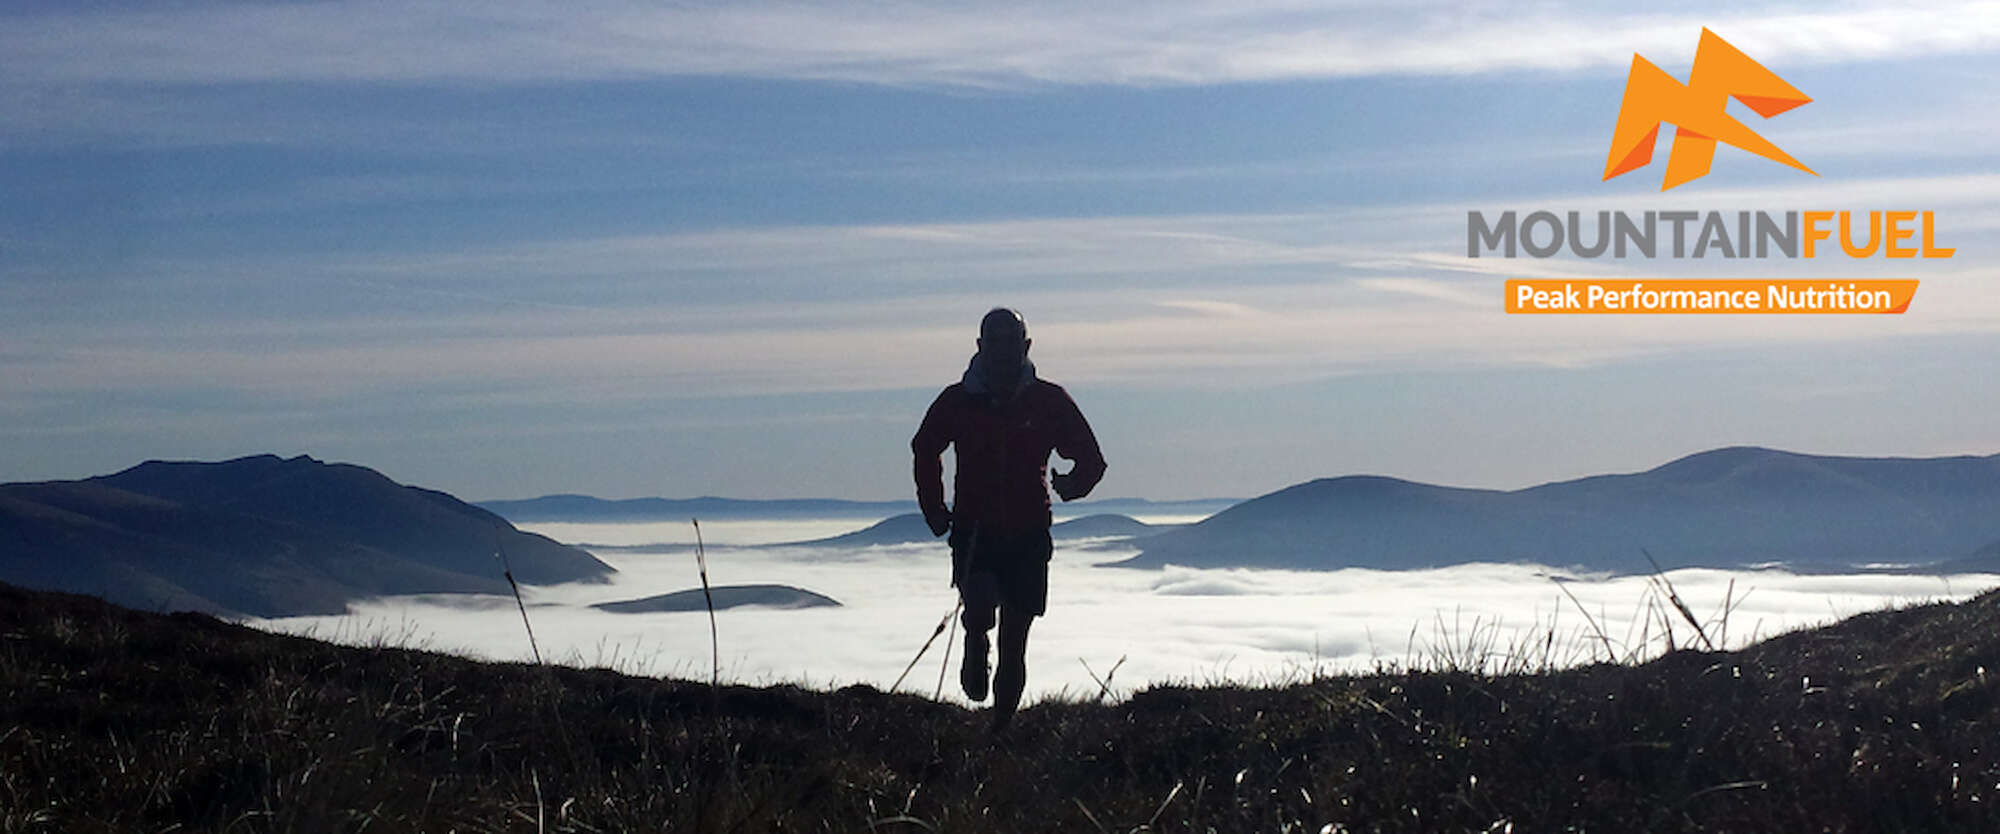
[1122,447,2000,573]
[1935,539,2000,575]
[776,510,940,548]
[3,578,1995,831]
[772,512,1162,548]
[0,454,611,617]
[593,583,840,612]
[1052,513,1162,539]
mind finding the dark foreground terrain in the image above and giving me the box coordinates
[1,580,1995,833]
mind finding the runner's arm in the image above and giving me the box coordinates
[911,388,955,534]
[1051,388,1107,501]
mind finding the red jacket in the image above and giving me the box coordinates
[912,378,1107,534]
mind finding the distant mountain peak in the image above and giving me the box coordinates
[1649,444,1786,469]
[118,453,325,477]
[1648,445,2000,475]
[1292,474,1436,492]
[3,454,611,618]
[1127,445,2000,574]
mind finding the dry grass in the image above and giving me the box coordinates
[1,579,1996,832]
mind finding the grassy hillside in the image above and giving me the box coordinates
[1,579,1995,832]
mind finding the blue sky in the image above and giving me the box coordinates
[4,1,1998,501]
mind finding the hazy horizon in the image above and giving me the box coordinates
[26,442,2000,508]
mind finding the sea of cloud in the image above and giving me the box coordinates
[248,516,2000,707]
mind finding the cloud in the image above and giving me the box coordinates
[8,170,1999,407]
[2,2,1995,88]
[1150,568,1273,596]
[247,526,2000,703]
[1152,299,1264,319]
[1352,277,1496,307]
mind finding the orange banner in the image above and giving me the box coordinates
[1504,279,1917,314]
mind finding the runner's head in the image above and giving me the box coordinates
[976,307,1030,379]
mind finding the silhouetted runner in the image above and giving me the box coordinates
[912,307,1107,734]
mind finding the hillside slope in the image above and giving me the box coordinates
[0,454,610,617]
[774,512,1160,548]
[593,583,841,612]
[1126,446,2000,572]
[0,580,1993,832]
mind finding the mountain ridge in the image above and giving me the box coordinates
[1123,446,2000,573]
[0,454,612,618]
[767,512,1167,549]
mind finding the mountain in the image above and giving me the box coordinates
[1934,539,2000,575]
[1051,513,1162,539]
[771,512,1161,548]
[0,454,612,618]
[777,513,938,547]
[1119,446,2000,573]
[592,584,840,612]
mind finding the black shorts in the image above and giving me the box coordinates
[949,525,1053,616]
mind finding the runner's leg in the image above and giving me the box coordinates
[990,605,1033,731]
[959,571,998,701]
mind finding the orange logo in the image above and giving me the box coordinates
[1603,28,1815,191]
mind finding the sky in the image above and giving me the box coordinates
[5,1,1999,502]
[251,518,2000,702]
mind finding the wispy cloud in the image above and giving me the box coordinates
[8,171,1997,402]
[3,1,1995,88]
